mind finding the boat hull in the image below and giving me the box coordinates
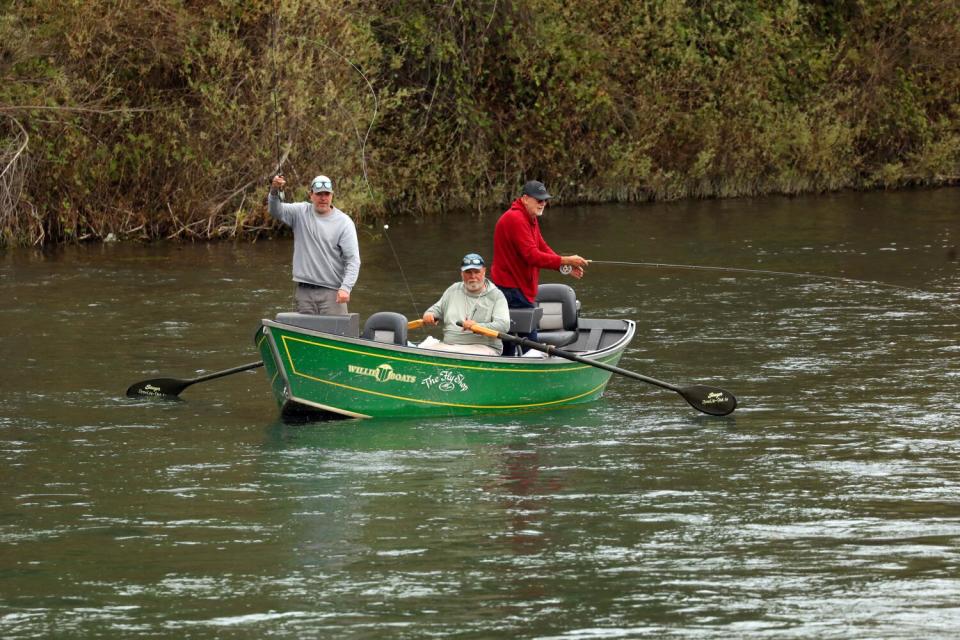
[257,317,635,421]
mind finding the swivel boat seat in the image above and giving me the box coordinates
[534,283,579,348]
[362,312,408,345]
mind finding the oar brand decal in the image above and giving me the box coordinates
[702,391,729,405]
[138,384,163,396]
[348,363,417,384]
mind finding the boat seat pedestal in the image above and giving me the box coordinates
[508,307,543,334]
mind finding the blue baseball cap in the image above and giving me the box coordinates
[460,253,485,271]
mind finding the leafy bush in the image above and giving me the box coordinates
[1,0,957,246]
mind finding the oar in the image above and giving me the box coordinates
[459,322,737,416]
[126,361,265,398]
[128,318,427,398]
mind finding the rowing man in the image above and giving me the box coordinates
[420,253,511,356]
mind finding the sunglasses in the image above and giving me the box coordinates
[461,257,484,267]
[312,180,333,192]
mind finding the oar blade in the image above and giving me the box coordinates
[126,378,190,398]
[679,385,738,416]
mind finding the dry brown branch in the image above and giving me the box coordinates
[29,204,44,247]
[0,105,154,115]
[0,117,28,177]
[207,149,290,218]
[1,115,30,243]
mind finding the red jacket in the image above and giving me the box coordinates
[490,198,563,302]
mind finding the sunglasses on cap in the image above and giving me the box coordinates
[312,179,333,192]
[461,254,485,269]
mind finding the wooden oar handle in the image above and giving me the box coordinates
[456,321,498,338]
[407,319,424,330]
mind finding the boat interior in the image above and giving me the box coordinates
[270,283,631,355]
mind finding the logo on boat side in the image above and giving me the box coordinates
[421,370,469,392]
[348,363,417,384]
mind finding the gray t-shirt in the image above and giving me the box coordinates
[268,194,361,292]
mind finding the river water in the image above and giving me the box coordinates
[1,188,958,638]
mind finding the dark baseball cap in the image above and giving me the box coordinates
[522,180,552,200]
[460,253,485,271]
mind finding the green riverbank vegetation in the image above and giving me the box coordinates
[2,0,958,247]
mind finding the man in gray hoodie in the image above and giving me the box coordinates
[269,174,360,315]
[421,253,511,356]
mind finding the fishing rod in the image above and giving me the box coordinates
[266,24,381,217]
[270,4,284,201]
[586,259,959,319]
[312,40,378,200]
[589,260,912,290]
[381,223,422,321]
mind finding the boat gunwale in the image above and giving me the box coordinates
[260,317,636,366]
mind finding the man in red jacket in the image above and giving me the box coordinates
[490,180,589,353]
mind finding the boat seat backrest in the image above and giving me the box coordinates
[274,312,360,337]
[535,283,579,348]
[536,284,578,331]
[362,311,408,345]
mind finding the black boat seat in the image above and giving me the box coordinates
[362,311,408,345]
[274,312,359,337]
[535,283,578,348]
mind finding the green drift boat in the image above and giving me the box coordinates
[127,283,734,417]
[256,308,636,422]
